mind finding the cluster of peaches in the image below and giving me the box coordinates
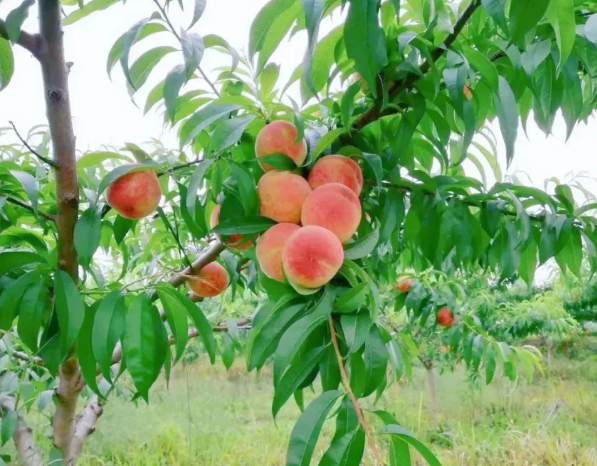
[105,120,364,299]
[395,277,455,328]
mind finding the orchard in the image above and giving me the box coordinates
[0,0,597,465]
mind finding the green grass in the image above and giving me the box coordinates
[78,357,597,466]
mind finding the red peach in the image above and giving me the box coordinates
[395,278,413,294]
[256,223,300,282]
[106,168,161,219]
[187,262,229,298]
[437,307,455,328]
[301,183,361,244]
[308,155,363,195]
[255,121,307,172]
[258,171,312,224]
[210,205,253,251]
[283,226,344,289]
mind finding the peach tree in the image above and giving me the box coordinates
[2,0,597,465]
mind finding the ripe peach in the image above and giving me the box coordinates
[301,183,361,244]
[258,170,312,224]
[256,223,300,282]
[283,226,344,289]
[106,168,161,219]
[255,121,307,171]
[437,307,455,328]
[187,262,229,298]
[395,277,413,294]
[308,155,363,195]
[210,205,252,251]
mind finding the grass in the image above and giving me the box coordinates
[77,356,597,466]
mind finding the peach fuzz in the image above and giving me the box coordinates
[258,170,312,224]
[308,155,363,195]
[210,205,252,251]
[187,262,229,298]
[106,168,161,220]
[256,223,300,282]
[255,121,307,171]
[301,183,361,244]
[283,226,344,289]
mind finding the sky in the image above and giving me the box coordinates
[0,0,595,198]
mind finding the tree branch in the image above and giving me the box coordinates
[329,318,385,466]
[53,358,85,458]
[66,395,103,466]
[12,351,44,366]
[0,398,44,466]
[9,121,58,168]
[4,196,56,221]
[355,0,481,130]
[166,241,227,289]
[0,19,41,59]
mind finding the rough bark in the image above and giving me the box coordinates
[1,398,43,466]
[67,395,103,466]
[53,358,85,458]
[424,360,440,427]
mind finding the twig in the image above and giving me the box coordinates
[0,398,44,466]
[329,317,386,465]
[0,20,41,59]
[67,395,103,465]
[12,351,44,366]
[4,196,56,221]
[198,67,221,97]
[9,121,58,168]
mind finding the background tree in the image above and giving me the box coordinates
[1,0,597,465]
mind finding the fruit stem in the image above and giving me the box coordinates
[329,317,386,466]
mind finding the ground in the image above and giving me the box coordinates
[72,355,597,466]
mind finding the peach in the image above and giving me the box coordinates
[395,278,413,294]
[463,83,472,101]
[210,205,253,251]
[437,307,455,328]
[106,168,161,219]
[308,155,363,195]
[255,121,307,171]
[256,223,300,282]
[283,226,344,289]
[258,171,312,224]
[301,183,361,244]
[187,262,229,298]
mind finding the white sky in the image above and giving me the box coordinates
[0,0,595,198]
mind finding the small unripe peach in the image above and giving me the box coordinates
[301,183,361,244]
[283,225,344,289]
[255,121,307,172]
[187,262,229,298]
[463,84,472,101]
[256,223,300,282]
[308,155,363,195]
[437,307,455,328]
[395,278,413,294]
[439,346,449,355]
[210,205,252,251]
[106,168,161,219]
[350,73,368,94]
[258,171,312,224]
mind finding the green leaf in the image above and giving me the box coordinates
[308,27,343,95]
[310,128,347,164]
[119,18,153,89]
[0,38,15,91]
[382,425,442,466]
[1,411,17,446]
[344,227,379,260]
[344,0,388,97]
[123,295,168,401]
[341,82,362,129]
[334,284,369,314]
[10,170,38,211]
[5,0,34,43]
[0,251,46,276]
[189,0,206,29]
[286,390,344,466]
[259,154,297,170]
[380,190,404,243]
[547,0,575,71]
[127,46,176,92]
[180,101,242,146]
[204,34,240,73]
[273,345,325,418]
[557,226,582,278]
[495,76,518,166]
[462,45,499,92]
[361,153,383,186]
[221,332,235,369]
[247,297,306,371]
[209,115,257,153]
[212,216,276,235]
[341,310,372,354]
[77,303,102,397]
[98,163,159,194]
[301,0,324,92]
[54,271,85,356]
[319,428,365,466]
[0,271,39,330]
[164,65,187,123]
[176,291,217,364]
[156,284,190,363]
[249,0,297,58]
[77,152,131,169]
[508,0,551,45]
[481,0,507,32]
[74,207,102,269]
[274,289,335,384]
[92,291,126,383]
[362,326,388,397]
[229,162,260,215]
[17,281,47,351]
[113,215,134,244]
[181,30,205,79]
[63,0,118,25]
[518,234,538,286]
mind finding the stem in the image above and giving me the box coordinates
[9,121,58,168]
[329,317,385,466]
[0,20,41,58]
[4,196,56,221]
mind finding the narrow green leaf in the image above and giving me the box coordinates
[221,332,235,369]
[77,152,131,169]
[77,303,102,397]
[113,215,134,244]
[10,170,38,211]
[179,101,242,146]
[334,284,369,315]
[17,281,47,351]
[481,0,507,32]
[0,251,46,276]
[176,291,217,364]
[259,154,297,170]
[92,291,126,382]
[310,128,347,164]
[462,45,499,92]
[156,284,190,363]
[164,64,187,123]
[189,0,206,29]
[119,18,152,89]
[340,310,372,354]
[301,0,324,92]
[229,161,259,215]
[362,325,388,397]
[0,271,38,330]
[341,82,362,129]
[495,76,518,166]
[382,425,442,466]
[344,227,379,260]
[518,234,538,286]
[0,38,15,91]
[547,0,575,71]
[212,216,276,235]
[63,0,118,25]
[5,0,34,43]
[74,207,102,269]
[181,30,205,79]
[249,0,297,58]
[127,46,176,92]
[54,271,85,356]
[1,411,17,446]
[209,115,257,153]
[185,158,214,222]
[508,0,551,45]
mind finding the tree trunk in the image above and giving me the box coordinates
[424,360,439,427]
